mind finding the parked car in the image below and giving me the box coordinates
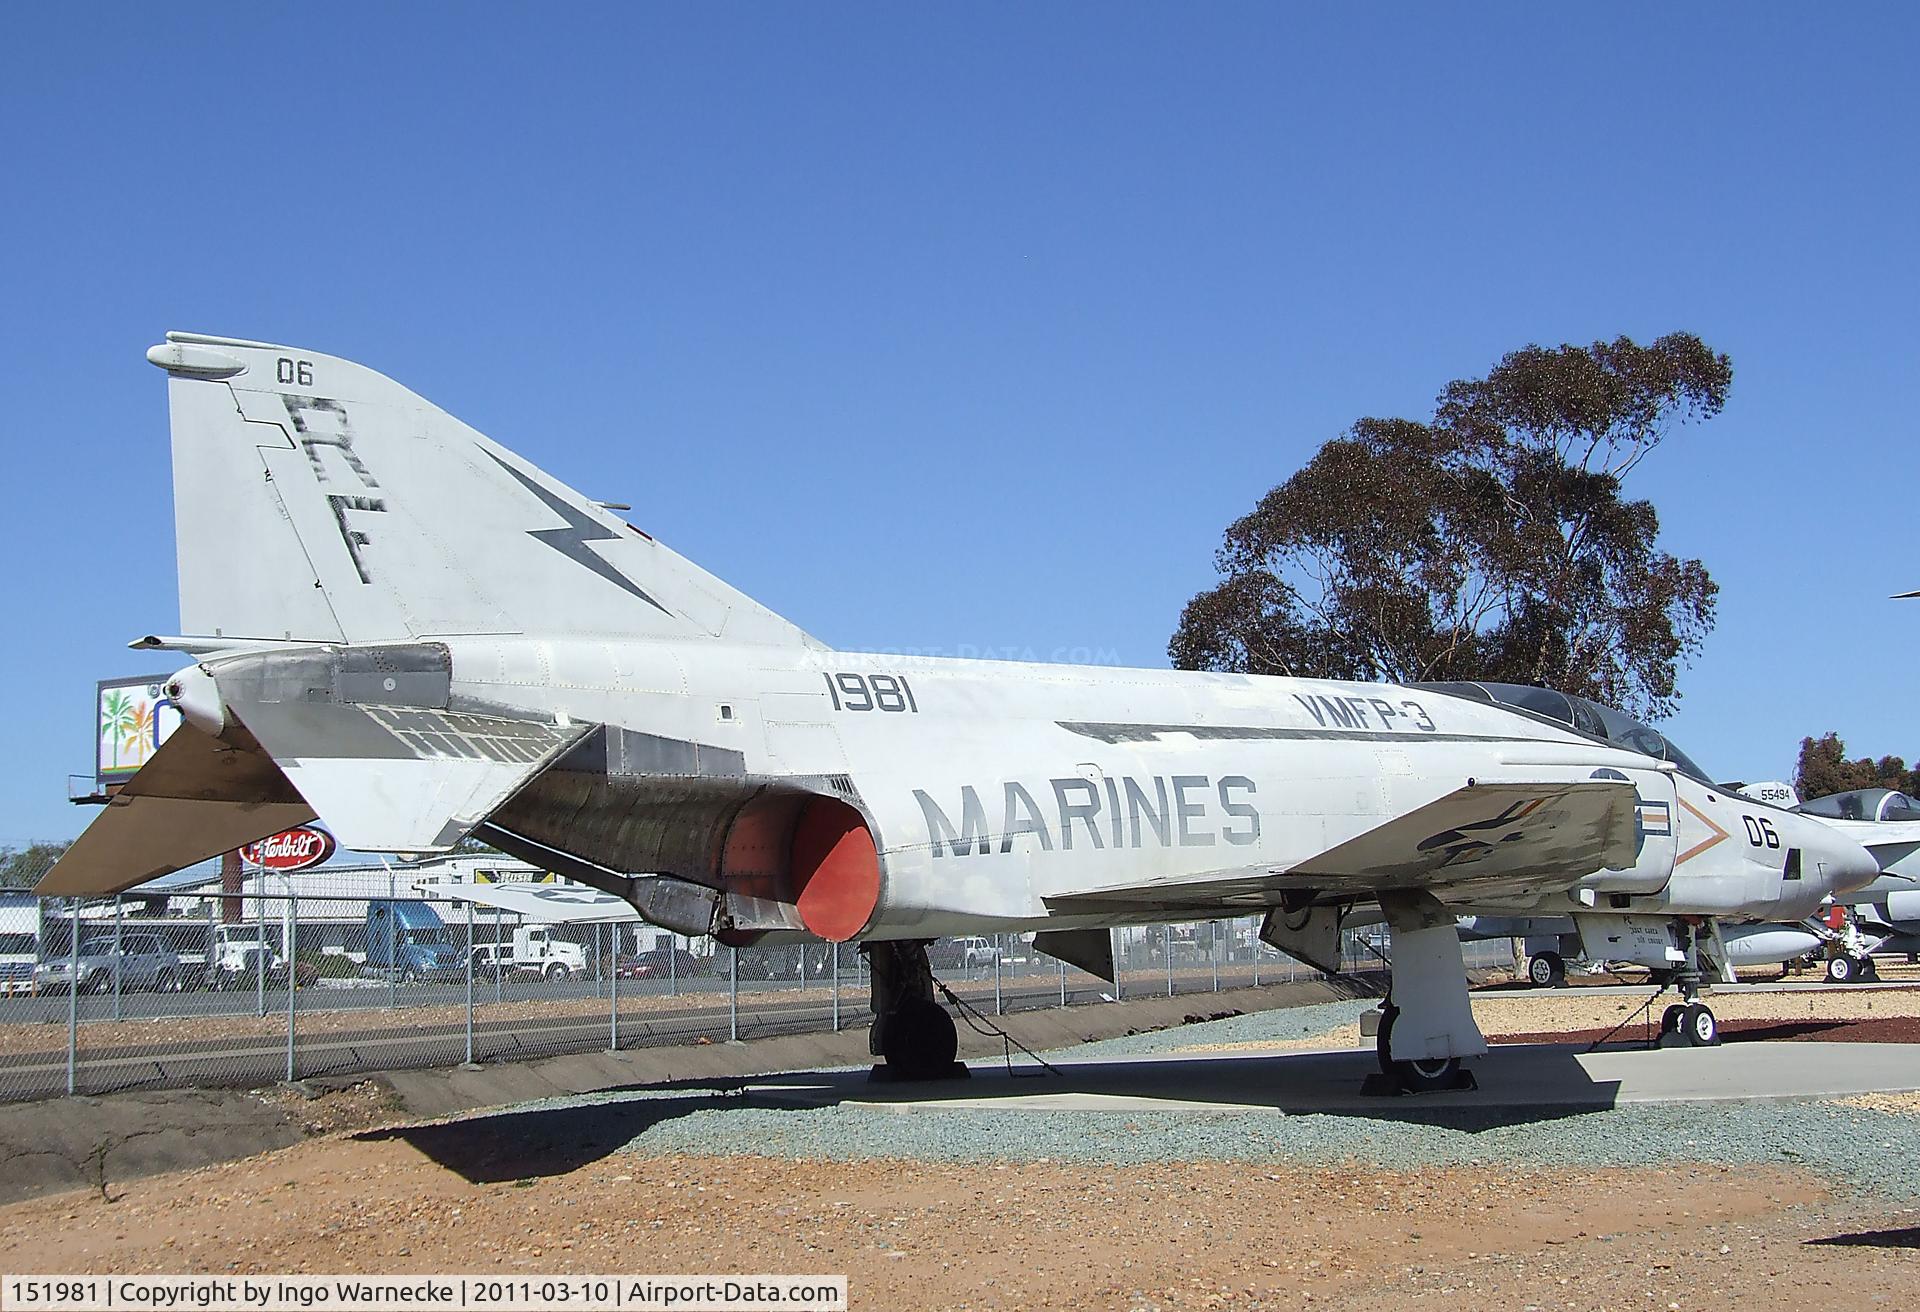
[615,947,707,980]
[206,946,319,990]
[34,932,185,995]
[932,936,1001,970]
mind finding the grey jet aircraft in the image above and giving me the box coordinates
[41,333,1882,1089]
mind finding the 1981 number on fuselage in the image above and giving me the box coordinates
[825,671,919,713]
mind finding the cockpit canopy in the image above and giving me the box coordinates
[1414,680,1711,782]
[1796,788,1920,823]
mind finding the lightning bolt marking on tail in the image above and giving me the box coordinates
[484,451,670,614]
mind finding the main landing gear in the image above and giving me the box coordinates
[1374,1003,1474,1092]
[1372,891,1486,1094]
[864,940,963,1081]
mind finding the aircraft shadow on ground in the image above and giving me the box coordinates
[360,1044,1623,1183]
[1806,1226,1920,1249]
[814,1044,1625,1128]
[355,1080,758,1183]
[1571,1018,1853,1049]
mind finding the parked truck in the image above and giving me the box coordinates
[0,894,43,995]
[361,900,464,982]
[469,924,586,980]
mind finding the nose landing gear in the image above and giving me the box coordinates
[1659,999,1719,1047]
[1655,966,1721,1048]
[1825,953,1878,984]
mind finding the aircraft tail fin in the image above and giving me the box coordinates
[149,332,818,649]
[1727,781,1800,809]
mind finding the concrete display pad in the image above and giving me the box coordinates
[752,1040,1920,1116]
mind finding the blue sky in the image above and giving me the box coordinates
[3,5,1916,846]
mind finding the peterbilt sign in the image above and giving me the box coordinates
[240,826,336,872]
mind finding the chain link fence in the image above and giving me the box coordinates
[0,851,1512,1102]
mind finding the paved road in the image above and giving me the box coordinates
[6,964,1353,1101]
[0,957,1324,1026]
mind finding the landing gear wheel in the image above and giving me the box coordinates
[1859,956,1880,982]
[1375,1004,1399,1076]
[1375,1002,1462,1092]
[1392,1055,1464,1093]
[1527,952,1566,988]
[1661,1004,1685,1036]
[1681,1002,1719,1047]
[1826,955,1857,984]
[880,999,959,1079]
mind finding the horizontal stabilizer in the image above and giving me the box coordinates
[37,724,314,897]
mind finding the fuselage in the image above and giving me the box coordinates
[184,634,1878,941]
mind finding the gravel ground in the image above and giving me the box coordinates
[430,995,1920,1201]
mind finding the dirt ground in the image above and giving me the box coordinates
[0,1131,1915,1311]
[4,986,1919,1308]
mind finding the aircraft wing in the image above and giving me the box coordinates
[421,880,643,923]
[1045,780,1638,911]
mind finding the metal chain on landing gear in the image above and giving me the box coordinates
[933,979,1064,1077]
[1586,981,1675,1052]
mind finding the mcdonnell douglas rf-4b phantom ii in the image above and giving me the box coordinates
[42,333,1882,1091]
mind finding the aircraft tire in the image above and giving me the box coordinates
[1681,1003,1718,1047]
[1391,1055,1463,1093]
[1375,1004,1399,1076]
[881,999,958,1079]
[1860,957,1880,982]
[1527,953,1565,988]
[1661,1004,1685,1035]
[1826,955,1856,984]
[1375,1004,1461,1091]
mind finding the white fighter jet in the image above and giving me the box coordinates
[1774,786,1920,981]
[41,333,1880,1089]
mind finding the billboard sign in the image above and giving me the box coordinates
[240,826,337,872]
[96,676,184,788]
